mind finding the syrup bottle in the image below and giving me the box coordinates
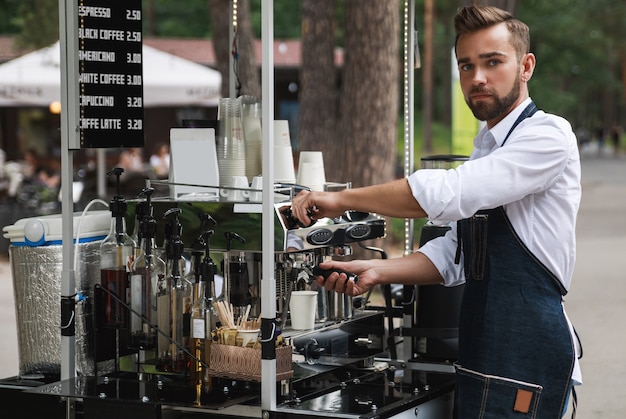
[188,226,214,402]
[129,188,165,351]
[130,199,148,257]
[224,231,249,322]
[198,213,219,332]
[158,207,189,373]
[99,168,136,329]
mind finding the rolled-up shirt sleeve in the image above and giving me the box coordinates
[416,223,466,287]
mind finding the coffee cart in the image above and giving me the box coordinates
[0,1,458,418]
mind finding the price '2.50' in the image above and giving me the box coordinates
[126,10,141,20]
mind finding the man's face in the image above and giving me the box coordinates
[456,22,525,128]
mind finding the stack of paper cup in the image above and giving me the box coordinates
[241,96,262,181]
[297,151,326,191]
[217,98,246,186]
[273,120,296,183]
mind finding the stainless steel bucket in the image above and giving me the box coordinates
[10,241,102,376]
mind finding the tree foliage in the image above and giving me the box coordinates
[2,0,623,135]
[143,0,212,37]
[9,0,59,50]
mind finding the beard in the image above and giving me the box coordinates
[466,77,521,122]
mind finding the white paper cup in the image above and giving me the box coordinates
[299,151,324,167]
[274,146,296,183]
[297,162,326,191]
[250,175,263,202]
[274,120,291,147]
[289,290,317,330]
[219,175,250,201]
[237,329,259,347]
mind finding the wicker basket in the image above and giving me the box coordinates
[207,344,293,382]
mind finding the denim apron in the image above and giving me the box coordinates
[454,102,575,418]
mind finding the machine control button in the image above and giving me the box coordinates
[306,228,333,245]
[345,224,371,240]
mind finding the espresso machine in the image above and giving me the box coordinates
[2,182,454,418]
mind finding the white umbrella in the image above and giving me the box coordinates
[0,41,221,107]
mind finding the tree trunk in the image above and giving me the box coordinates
[208,0,259,99]
[622,48,626,101]
[337,0,399,187]
[233,0,260,99]
[422,0,434,154]
[208,0,230,99]
[298,0,337,161]
[144,0,157,36]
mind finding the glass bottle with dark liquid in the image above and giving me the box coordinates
[156,207,189,373]
[99,168,135,329]
[129,188,165,350]
[223,232,248,320]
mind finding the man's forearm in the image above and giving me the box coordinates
[339,178,427,219]
[373,251,444,286]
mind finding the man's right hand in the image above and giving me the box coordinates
[293,178,427,223]
[314,260,376,297]
[290,189,346,226]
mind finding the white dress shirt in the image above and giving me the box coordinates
[409,98,581,290]
[408,98,582,383]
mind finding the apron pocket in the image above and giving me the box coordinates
[455,364,542,419]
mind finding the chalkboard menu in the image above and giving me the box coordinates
[78,0,144,148]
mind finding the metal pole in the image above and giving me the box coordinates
[402,0,417,364]
[97,149,106,198]
[260,0,276,412]
[403,0,416,255]
[58,0,80,382]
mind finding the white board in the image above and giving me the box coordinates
[169,128,219,199]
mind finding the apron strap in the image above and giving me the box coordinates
[455,101,538,266]
[502,101,537,145]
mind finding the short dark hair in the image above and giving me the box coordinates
[454,5,530,61]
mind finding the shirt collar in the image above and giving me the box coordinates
[489,97,533,147]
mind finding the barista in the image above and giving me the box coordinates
[291,5,581,418]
